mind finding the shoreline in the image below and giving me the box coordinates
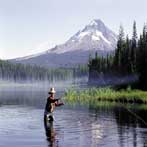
[64,87,147,105]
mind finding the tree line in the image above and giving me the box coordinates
[89,21,147,89]
[0,60,88,82]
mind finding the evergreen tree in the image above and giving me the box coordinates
[95,52,98,59]
[137,24,147,89]
[0,60,77,82]
[114,25,125,72]
[123,35,131,73]
[131,21,138,72]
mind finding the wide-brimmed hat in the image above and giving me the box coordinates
[48,87,56,94]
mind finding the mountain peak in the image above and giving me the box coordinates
[89,19,104,26]
[11,19,117,67]
[83,19,106,33]
[67,19,117,47]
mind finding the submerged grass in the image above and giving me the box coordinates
[64,87,147,105]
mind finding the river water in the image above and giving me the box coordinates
[0,82,147,147]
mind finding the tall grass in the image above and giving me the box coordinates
[64,87,147,105]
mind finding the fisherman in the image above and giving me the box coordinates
[44,87,64,123]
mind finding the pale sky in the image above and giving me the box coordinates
[0,0,147,59]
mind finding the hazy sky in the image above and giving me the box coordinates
[0,0,147,59]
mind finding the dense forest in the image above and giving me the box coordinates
[89,21,147,89]
[0,60,88,82]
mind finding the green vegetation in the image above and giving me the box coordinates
[89,21,147,89]
[64,87,147,106]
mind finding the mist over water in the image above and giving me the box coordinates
[89,73,138,86]
[0,76,88,107]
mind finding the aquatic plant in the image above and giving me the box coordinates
[64,87,147,105]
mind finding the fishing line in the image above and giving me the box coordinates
[119,103,147,126]
[59,90,147,127]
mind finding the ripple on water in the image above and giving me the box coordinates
[0,105,147,147]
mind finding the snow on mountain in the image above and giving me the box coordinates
[46,19,117,54]
[11,19,117,67]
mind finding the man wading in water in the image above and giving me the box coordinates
[44,87,64,125]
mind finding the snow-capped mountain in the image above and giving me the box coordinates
[47,19,117,54]
[11,19,117,67]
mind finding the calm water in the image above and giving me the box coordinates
[0,83,147,147]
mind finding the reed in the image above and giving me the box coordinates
[64,87,147,105]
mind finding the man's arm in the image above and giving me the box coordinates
[55,101,64,106]
[49,98,59,103]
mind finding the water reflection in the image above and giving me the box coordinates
[44,120,56,147]
[88,104,147,147]
[114,107,138,147]
[0,85,147,147]
[0,86,64,108]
